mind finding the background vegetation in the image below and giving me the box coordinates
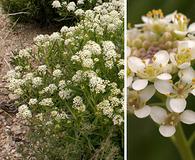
[0,0,106,26]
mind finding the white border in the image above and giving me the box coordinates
[124,0,127,159]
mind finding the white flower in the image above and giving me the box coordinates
[128,50,171,90]
[155,80,192,113]
[52,0,61,8]
[89,76,106,93]
[37,65,47,74]
[154,80,173,95]
[50,32,61,41]
[109,97,121,107]
[84,41,102,55]
[169,98,187,113]
[18,104,28,113]
[128,85,155,118]
[67,2,76,12]
[75,9,84,16]
[59,89,72,99]
[18,105,32,119]
[5,70,20,80]
[118,69,124,79]
[72,70,83,83]
[82,58,94,68]
[102,41,115,52]
[53,69,63,78]
[33,34,49,44]
[58,80,66,89]
[77,0,84,5]
[113,115,123,125]
[32,77,42,87]
[60,26,69,33]
[72,96,86,112]
[150,106,195,137]
[178,67,195,84]
[35,113,43,121]
[20,109,32,119]
[62,1,67,6]
[18,49,30,58]
[23,73,34,81]
[51,110,58,117]
[14,88,23,95]
[43,84,58,94]
[141,10,173,25]
[97,100,113,118]
[39,98,54,106]
[29,98,38,105]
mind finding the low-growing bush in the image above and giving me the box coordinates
[5,0,124,159]
[0,0,108,25]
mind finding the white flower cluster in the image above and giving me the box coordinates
[52,0,61,8]
[18,105,32,119]
[97,96,123,125]
[39,98,54,106]
[72,96,86,112]
[6,0,124,126]
[127,10,195,137]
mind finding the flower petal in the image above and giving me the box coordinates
[134,105,151,118]
[157,73,172,80]
[128,57,145,73]
[164,11,176,22]
[127,47,131,57]
[153,50,169,65]
[154,80,173,95]
[142,16,152,24]
[159,125,176,137]
[132,79,148,91]
[170,52,177,65]
[169,98,186,113]
[188,23,195,32]
[127,76,133,87]
[178,62,191,69]
[191,89,195,96]
[166,98,173,112]
[127,28,140,40]
[180,110,195,124]
[150,106,167,124]
[139,85,155,102]
[174,30,187,36]
[178,67,195,84]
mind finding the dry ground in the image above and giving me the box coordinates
[0,9,59,159]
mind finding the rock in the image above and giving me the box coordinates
[11,125,22,135]
[8,94,19,101]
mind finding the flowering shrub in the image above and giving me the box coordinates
[0,0,108,24]
[127,10,195,160]
[5,0,124,159]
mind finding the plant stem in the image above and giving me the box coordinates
[189,131,195,146]
[171,123,194,160]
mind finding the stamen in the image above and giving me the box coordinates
[146,9,164,19]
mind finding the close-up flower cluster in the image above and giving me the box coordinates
[127,10,195,137]
[5,0,124,159]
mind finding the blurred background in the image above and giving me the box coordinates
[128,0,195,24]
[127,0,195,160]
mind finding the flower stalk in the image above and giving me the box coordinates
[171,123,194,160]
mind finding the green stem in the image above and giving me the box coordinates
[171,124,194,160]
[189,131,195,146]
